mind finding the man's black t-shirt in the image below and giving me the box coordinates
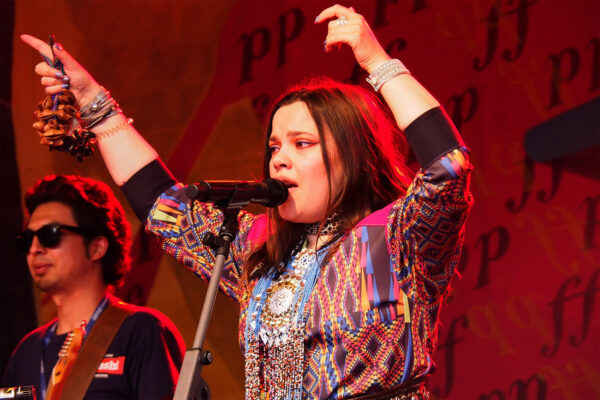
[2,300,185,399]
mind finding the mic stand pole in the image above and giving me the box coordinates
[174,205,241,400]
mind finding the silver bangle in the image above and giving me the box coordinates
[366,59,410,92]
[79,87,122,128]
[80,88,110,116]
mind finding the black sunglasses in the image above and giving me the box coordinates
[15,223,87,253]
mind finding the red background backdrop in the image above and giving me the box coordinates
[2,1,599,398]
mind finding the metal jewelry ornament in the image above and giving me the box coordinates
[245,245,320,399]
[334,15,348,25]
[255,247,314,347]
[366,58,411,92]
[79,87,122,129]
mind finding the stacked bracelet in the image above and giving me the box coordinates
[79,87,122,128]
[366,59,410,92]
[94,118,134,141]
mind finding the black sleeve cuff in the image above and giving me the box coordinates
[121,159,176,222]
[404,106,465,168]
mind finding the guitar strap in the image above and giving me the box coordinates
[59,301,132,400]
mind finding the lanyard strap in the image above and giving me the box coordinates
[39,295,110,400]
[83,296,110,339]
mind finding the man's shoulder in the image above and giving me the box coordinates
[14,319,57,349]
[109,297,180,335]
[5,319,57,374]
[122,304,173,326]
[103,299,185,363]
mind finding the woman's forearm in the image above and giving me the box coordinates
[378,71,440,132]
[93,112,159,185]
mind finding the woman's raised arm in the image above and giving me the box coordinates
[21,34,158,185]
[315,5,440,131]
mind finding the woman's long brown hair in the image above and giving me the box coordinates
[245,77,412,281]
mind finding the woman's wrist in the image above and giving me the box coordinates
[365,58,410,92]
[90,111,127,134]
[78,86,122,129]
[363,53,392,75]
[76,82,103,109]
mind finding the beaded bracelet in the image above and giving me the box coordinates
[94,118,134,141]
[366,59,410,92]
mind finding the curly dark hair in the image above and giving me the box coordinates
[24,175,131,288]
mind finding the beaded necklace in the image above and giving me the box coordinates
[244,240,328,399]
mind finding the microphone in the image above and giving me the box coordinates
[185,178,288,208]
[0,386,36,400]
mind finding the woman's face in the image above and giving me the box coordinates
[268,101,343,223]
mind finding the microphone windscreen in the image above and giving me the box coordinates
[262,178,288,207]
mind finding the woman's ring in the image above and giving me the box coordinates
[334,15,348,26]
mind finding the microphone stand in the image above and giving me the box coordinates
[174,204,241,400]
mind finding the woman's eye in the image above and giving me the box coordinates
[268,145,280,154]
[296,141,312,148]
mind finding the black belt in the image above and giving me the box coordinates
[346,377,429,400]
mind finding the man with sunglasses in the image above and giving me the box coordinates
[2,175,185,399]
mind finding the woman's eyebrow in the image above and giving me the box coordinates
[271,130,317,141]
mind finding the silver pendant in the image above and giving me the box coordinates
[267,287,294,315]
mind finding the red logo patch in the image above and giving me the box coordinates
[96,356,125,375]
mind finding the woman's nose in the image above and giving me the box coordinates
[271,147,291,170]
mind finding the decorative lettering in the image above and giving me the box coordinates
[587,38,600,92]
[473,0,536,71]
[444,87,478,131]
[547,37,599,108]
[508,373,547,400]
[505,156,534,213]
[536,163,562,203]
[479,374,547,400]
[475,226,510,289]
[239,8,306,84]
[541,269,600,357]
[548,47,580,109]
[431,314,469,398]
[277,8,305,68]
[501,0,536,62]
[239,27,271,83]
[581,194,600,249]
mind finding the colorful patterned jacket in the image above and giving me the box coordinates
[141,107,473,398]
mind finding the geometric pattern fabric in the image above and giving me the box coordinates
[148,148,472,398]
